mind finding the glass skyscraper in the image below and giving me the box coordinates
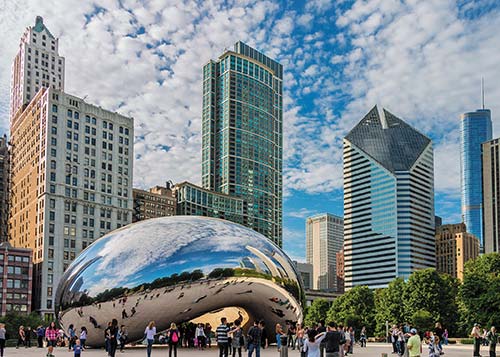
[343,106,435,289]
[202,42,283,246]
[460,109,492,250]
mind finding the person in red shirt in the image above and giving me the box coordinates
[45,321,58,357]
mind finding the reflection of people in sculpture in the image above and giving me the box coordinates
[89,316,99,329]
[122,309,128,319]
[130,307,136,317]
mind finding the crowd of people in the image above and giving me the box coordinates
[0,318,497,357]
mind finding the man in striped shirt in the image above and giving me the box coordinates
[216,317,230,357]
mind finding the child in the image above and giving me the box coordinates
[73,338,83,357]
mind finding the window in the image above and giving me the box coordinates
[52,104,57,113]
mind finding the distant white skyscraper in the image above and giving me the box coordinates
[306,213,343,292]
[343,106,435,289]
[10,16,65,120]
[8,17,133,318]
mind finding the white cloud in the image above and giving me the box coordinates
[286,208,318,219]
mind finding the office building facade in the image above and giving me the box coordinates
[460,109,492,250]
[435,223,479,280]
[174,181,246,225]
[133,185,176,222]
[344,106,435,289]
[201,42,283,246]
[0,242,33,315]
[10,16,65,120]
[482,138,500,253]
[306,213,344,292]
[294,262,313,290]
[0,136,9,242]
[9,18,133,317]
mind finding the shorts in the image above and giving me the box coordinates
[47,340,57,347]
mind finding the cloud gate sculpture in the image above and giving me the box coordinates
[56,216,305,346]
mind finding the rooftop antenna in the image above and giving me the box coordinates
[481,77,485,110]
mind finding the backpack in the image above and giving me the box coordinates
[171,330,178,343]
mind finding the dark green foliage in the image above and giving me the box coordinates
[374,277,406,335]
[304,298,330,327]
[411,310,434,332]
[327,286,375,334]
[459,253,500,333]
[403,268,459,334]
[0,312,46,340]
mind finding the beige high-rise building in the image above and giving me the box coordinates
[435,223,479,280]
[133,184,176,222]
[10,16,65,121]
[306,213,343,292]
[9,17,134,317]
[483,138,500,253]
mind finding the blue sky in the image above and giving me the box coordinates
[1,0,500,261]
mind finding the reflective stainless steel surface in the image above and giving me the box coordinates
[56,216,305,346]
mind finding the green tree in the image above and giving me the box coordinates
[459,253,500,333]
[0,312,46,339]
[304,299,331,327]
[327,286,375,334]
[411,310,434,332]
[403,268,459,334]
[374,277,406,335]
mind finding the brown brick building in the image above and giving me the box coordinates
[0,242,33,315]
[133,184,176,222]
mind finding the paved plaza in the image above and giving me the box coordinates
[3,344,480,357]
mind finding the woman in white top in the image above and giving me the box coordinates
[144,321,156,357]
[195,323,206,349]
[303,330,326,357]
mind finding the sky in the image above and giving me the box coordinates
[1,0,500,262]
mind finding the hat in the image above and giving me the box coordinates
[410,328,417,335]
[474,323,479,327]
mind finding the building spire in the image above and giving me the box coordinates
[481,77,485,110]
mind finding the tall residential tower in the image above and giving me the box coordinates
[202,42,283,246]
[460,109,492,250]
[306,213,343,292]
[343,106,435,289]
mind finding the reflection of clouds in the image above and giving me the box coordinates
[74,217,288,296]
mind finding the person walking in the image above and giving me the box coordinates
[68,324,76,351]
[79,327,87,350]
[230,319,243,357]
[296,323,305,352]
[217,318,231,357]
[323,322,345,357]
[391,325,399,354]
[167,323,180,357]
[73,339,83,357]
[396,325,406,357]
[487,326,499,357]
[145,321,156,357]
[275,323,285,352]
[407,329,422,357]
[247,321,262,357]
[119,325,128,352]
[434,323,444,352]
[443,329,448,346]
[360,326,367,348]
[288,323,297,350]
[258,321,268,350]
[26,326,32,348]
[343,327,351,356]
[303,330,327,357]
[472,323,482,357]
[37,325,45,348]
[0,323,6,357]
[108,319,119,357]
[45,322,58,357]
[16,325,25,348]
[196,323,206,350]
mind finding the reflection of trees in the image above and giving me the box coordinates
[61,266,304,314]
